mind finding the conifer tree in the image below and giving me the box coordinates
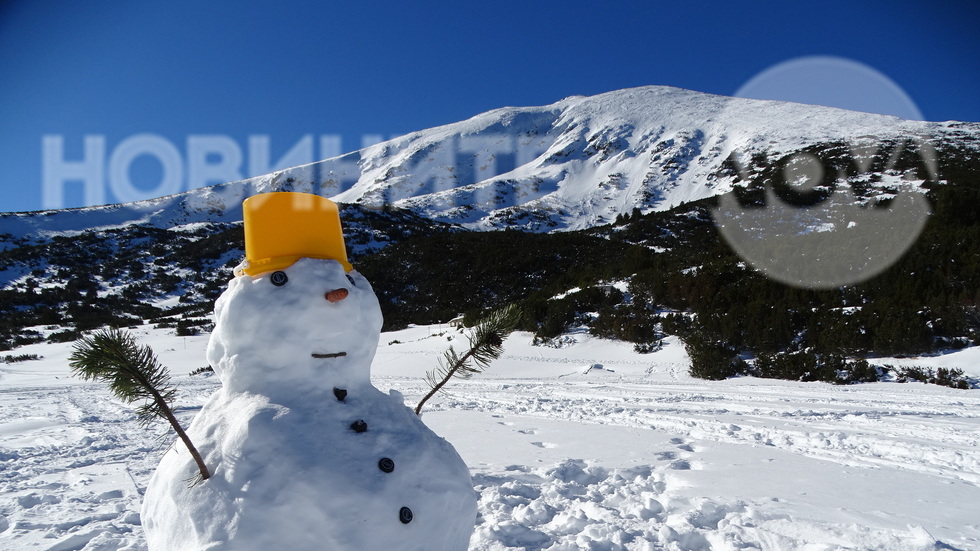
[69,328,210,481]
[415,304,521,415]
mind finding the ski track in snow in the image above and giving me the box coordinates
[1,328,979,550]
[432,378,980,486]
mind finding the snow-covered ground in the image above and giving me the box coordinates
[1,325,978,550]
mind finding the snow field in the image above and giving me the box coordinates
[1,325,979,550]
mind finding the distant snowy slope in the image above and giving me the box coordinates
[0,187,241,243]
[261,86,980,230]
[3,85,979,239]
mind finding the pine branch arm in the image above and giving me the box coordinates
[119,349,211,482]
[414,347,478,416]
[69,329,210,481]
[149,385,211,481]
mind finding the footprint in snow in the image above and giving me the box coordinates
[669,459,692,470]
[518,429,538,435]
[670,437,697,453]
[531,442,559,449]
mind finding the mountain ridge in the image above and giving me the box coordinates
[4,85,979,241]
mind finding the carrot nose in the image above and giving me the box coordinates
[326,288,349,303]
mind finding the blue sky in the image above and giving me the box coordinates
[1,0,978,213]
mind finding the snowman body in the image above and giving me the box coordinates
[141,258,477,551]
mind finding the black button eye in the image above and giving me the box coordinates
[346,274,356,287]
[271,271,288,286]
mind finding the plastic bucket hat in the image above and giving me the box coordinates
[237,192,353,277]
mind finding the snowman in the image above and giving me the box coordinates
[141,192,477,551]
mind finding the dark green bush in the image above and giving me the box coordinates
[48,329,82,343]
[684,331,747,380]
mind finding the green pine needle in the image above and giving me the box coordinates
[416,304,521,415]
[70,328,175,426]
[69,327,211,481]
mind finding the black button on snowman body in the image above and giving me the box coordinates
[307,278,413,526]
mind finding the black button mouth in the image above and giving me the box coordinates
[312,352,348,359]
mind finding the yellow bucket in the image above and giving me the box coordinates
[239,192,352,276]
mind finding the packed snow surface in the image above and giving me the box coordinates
[1,324,979,550]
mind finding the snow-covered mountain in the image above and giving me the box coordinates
[328,85,975,230]
[4,85,978,239]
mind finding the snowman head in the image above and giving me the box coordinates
[206,193,383,399]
